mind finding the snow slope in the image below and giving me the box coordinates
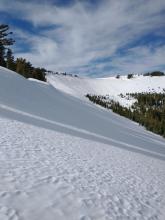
[47,74,165,106]
[0,67,165,220]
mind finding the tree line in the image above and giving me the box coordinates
[0,24,46,81]
[47,70,78,78]
[115,71,165,79]
[86,93,165,137]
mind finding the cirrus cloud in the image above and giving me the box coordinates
[0,0,165,76]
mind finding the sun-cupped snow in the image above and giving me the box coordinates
[47,73,165,107]
[0,66,165,220]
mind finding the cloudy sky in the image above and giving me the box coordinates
[0,0,165,76]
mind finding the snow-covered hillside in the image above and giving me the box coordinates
[0,67,165,220]
[47,74,165,106]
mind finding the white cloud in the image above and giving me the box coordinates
[109,45,165,74]
[1,0,165,75]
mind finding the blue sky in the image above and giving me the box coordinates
[0,0,165,76]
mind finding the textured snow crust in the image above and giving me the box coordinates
[0,117,165,220]
[0,67,165,220]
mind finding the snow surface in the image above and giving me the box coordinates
[0,67,165,220]
[47,74,165,107]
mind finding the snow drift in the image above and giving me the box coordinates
[0,66,164,160]
[0,67,165,220]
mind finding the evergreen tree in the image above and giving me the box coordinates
[0,24,15,67]
[32,68,46,81]
[127,74,133,79]
[0,43,5,66]
[86,93,165,138]
[6,48,15,70]
[16,58,27,77]
[15,58,46,81]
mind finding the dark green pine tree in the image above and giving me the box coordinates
[32,68,46,81]
[16,58,28,77]
[0,24,15,67]
[0,43,6,67]
[6,48,15,70]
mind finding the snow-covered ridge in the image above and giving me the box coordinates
[47,74,165,106]
[0,66,164,157]
[0,67,165,220]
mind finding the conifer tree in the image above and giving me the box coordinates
[16,58,26,77]
[6,48,15,70]
[0,43,5,66]
[0,24,15,67]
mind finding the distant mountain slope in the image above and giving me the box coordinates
[47,74,165,106]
